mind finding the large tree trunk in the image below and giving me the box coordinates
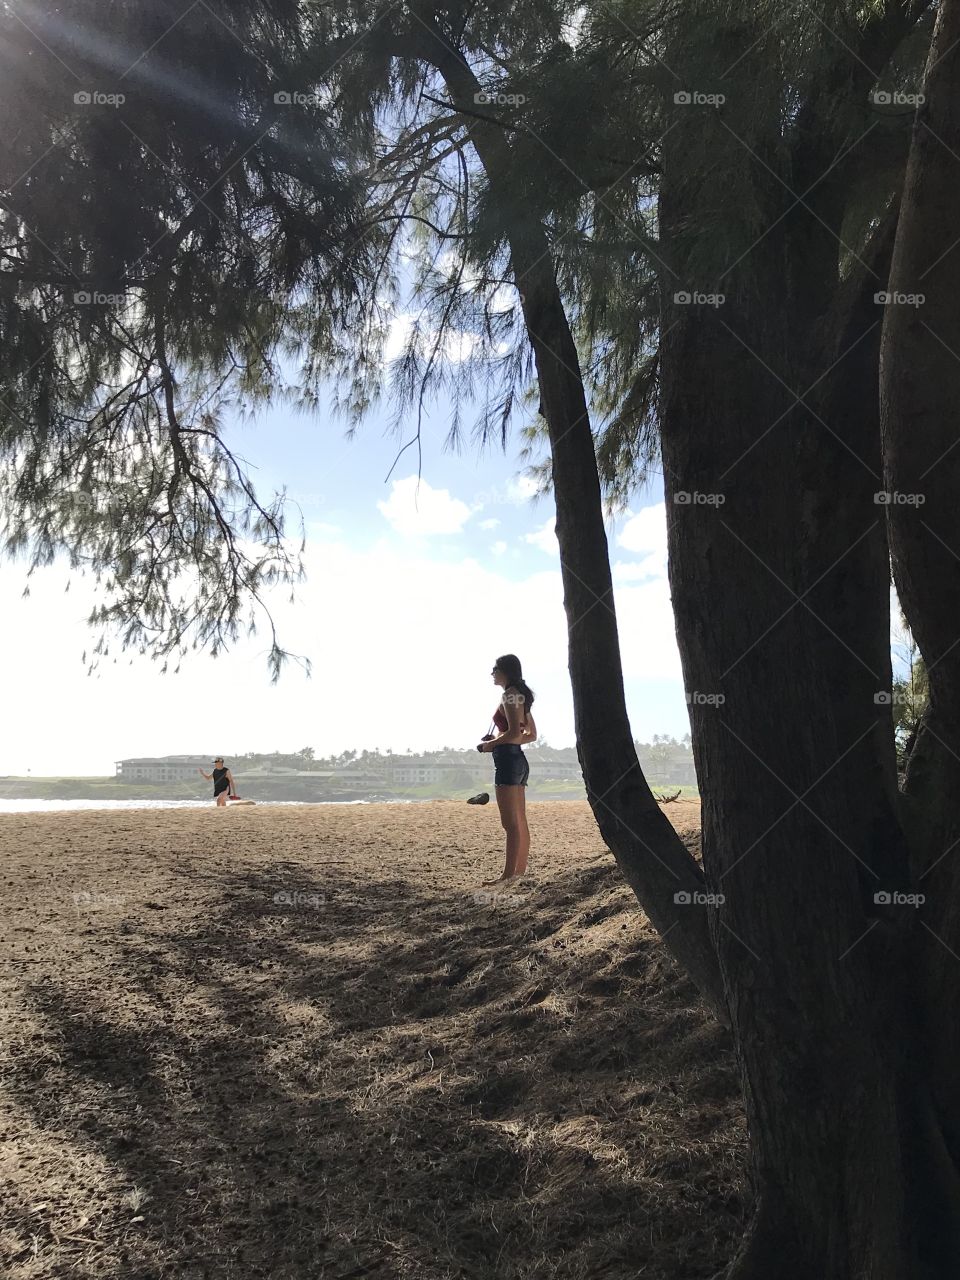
[656,10,960,1275]
[881,0,960,1189]
[371,4,960,1270]
[407,30,729,1017]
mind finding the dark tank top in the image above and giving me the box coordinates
[213,767,229,790]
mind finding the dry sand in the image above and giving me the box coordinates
[0,799,747,1279]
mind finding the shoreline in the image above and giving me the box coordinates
[0,792,696,814]
[0,796,430,813]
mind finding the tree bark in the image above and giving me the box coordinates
[365,5,960,1271]
[656,11,959,1274]
[881,0,960,1181]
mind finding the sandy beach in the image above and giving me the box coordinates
[1,799,746,1279]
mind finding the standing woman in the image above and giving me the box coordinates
[477,654,537,881]
[198,757,236,807]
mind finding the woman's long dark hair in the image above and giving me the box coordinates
[496,653,534,722]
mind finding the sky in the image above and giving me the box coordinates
[0,16,913,780]
[0,376,699,777]
[1,373,913,777]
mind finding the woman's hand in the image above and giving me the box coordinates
[477,740,493,753]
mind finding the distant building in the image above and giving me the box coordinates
[332,770,390,791]
[116,757,346,786]
[525,755,583,781]
[241,768,338,781]
[390,765,446,785]
[636,753,697,786]
[116,756,211,783]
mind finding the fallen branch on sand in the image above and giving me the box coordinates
[655,789,682,805]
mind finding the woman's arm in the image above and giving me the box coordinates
[226,769,236,794]
[521,712,537,742]
[198,768,212,781]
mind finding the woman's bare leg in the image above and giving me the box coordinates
[216,792,227,807]
[514,786,530,876]
[487,785,527,881]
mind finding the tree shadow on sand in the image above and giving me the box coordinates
[7,858,748,1279]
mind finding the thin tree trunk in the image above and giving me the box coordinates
[409,32,728,1017]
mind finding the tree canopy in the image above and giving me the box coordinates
[0,0,380,673]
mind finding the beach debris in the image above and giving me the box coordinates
[655,789,683,805]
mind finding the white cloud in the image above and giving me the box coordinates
[307,520,342,538]
[616,503,668,580]
[563,6,588,47]
[434,250,482,293]
[489,283,518,313]
[383,312,418,362]
[508,474,539,502]
[383,311,480,366]
[377,475,473,537]
[479,517,500,531]
[491,541,508,556]
[0,517,692,775]
[471,475,540,515]
[613,561,657,582]
[0,542,573,774]
[525,517,558,555]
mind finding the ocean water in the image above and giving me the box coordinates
[0,798,417,814]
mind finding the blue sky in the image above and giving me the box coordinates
[0,376,699,776]
[0,315,912,778]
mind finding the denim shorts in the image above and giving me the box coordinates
[493,744,529,787]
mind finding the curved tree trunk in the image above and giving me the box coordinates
[407,29,729,1017]
[881,0,960,1179]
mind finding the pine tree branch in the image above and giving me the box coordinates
[859,0,938,74]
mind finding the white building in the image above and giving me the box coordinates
[390,765,446,785]
[116,756,211,783]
